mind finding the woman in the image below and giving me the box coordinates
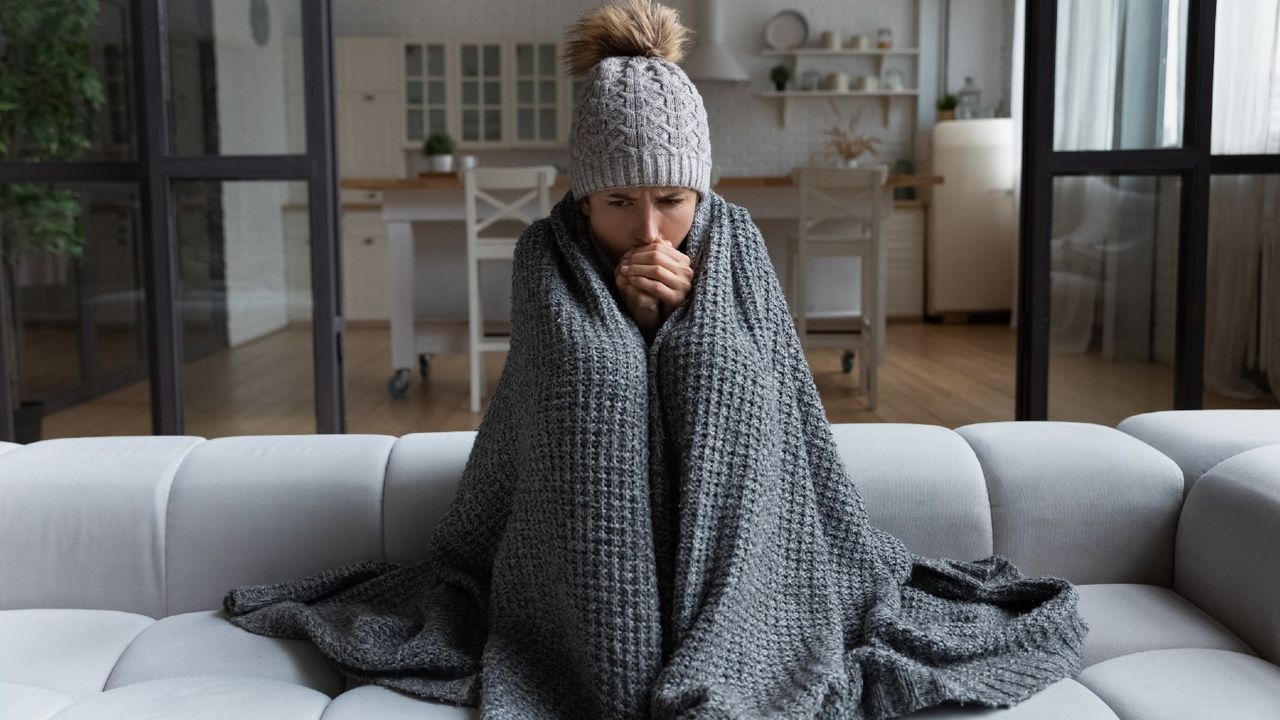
[223,2,1087,718]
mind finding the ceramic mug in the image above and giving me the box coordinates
[821,31,840,50]
[862,75,880,92]
[849,34,868,50]
[833,71,849,92]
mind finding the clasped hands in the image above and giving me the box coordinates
[613,242,693,341]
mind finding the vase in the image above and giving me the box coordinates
[428,154,454,172]
[843,158,861,169]
[773,80,787,92]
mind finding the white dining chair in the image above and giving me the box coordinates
[463,165,557,413]
[787,165,890,410]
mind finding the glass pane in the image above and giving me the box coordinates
[462,109,479,141]
[462,81,478,105]
[406,81,423,105]
[461,45,478,77]
[484,81,501,105]
[166,0,304,155]
[517,44,534,76]
[405,44,423,77]
[406,109,424,140]
[1053,0,1187,150]
[483,45,500,77]
[1,182,151,440]
[1211,1,1280,154]
[1049,176,1180,424]
[540,109,557,141]
[1204,175,1280,408]
[173,180,314,437]
[428,109,446,135]
[518,108,535,139]
[539,44,556,76]
[518,80,534,104]
[427,44,444,76]
[539,80,556,104]
[484,109,501,141]
[0,0,136,162]
[428,81,445,104]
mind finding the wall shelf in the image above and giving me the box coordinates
[762,48,920,127]
[760,90,918,126]
[761,48,920,56]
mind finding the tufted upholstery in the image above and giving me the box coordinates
[1,414,1278,718]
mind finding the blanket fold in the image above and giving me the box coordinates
[223,189,1086,719]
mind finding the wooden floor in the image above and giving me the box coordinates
[39,321,1277,440]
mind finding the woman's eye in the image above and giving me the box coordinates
[662,199,683,205]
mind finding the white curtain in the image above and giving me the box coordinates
[1205,0,1280,402]
[1047,0,1125,355]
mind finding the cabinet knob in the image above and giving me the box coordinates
[363,93,375,102]
[363,237,375,245]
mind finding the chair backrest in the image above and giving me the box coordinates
[462,165,557,244]
[793,165,888,241]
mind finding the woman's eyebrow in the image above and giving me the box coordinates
[607,191,686,200]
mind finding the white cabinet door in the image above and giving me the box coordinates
[341,217,390,321]
[884,206,925,319]
[337,91,404,178]
[336,38,401,94]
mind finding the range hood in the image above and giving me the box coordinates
[682,0,750,83]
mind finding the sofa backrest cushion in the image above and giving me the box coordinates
[164,435,396,615]
[0,436,203,617]
[829,424,993,561]
[956,421,1184,585]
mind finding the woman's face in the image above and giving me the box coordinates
[579,186,698,267]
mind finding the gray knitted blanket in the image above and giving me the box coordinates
[222,189,1086,718]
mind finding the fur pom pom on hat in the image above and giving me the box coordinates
[564,0,712,201]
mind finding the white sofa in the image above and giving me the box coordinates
[2,410,1279,719]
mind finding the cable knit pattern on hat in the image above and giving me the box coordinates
[566,2,712,200]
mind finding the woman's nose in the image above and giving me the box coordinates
[636,206,663,245]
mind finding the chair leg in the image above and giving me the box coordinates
[469,256,483,414]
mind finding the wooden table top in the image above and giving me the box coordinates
[342,172,943,191]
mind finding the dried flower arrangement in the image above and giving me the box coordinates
[824,101,881,164]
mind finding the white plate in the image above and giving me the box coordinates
[765,10,809,51]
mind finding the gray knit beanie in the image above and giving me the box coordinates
[564,0,712,202]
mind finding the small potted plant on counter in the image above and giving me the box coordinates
[936,93,959,121]
[769,64,792,92]
[422,132,455,173]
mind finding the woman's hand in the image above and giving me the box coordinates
[613,242,693,339]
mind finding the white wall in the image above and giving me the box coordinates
[212,0,298,347]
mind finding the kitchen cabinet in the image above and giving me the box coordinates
[335,38,405,178]
[883,204,925,318]
[341,213,391,321]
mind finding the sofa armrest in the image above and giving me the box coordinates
[1174,444,1280,664]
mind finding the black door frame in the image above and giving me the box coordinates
[1017,0,1280,419]
[0,0,343,440]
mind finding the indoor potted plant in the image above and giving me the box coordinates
[422,132,455,173]
[769,63,792,92]
[936,93,959,121]
[0,0,104,442]
[824,103,880,168]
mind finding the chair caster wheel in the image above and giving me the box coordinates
[841,351,855,374]
[418,354,431,379]
[387,369,411,399]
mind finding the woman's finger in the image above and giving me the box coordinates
[622,262,690,293]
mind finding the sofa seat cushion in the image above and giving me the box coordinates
[48,676,331,720]
[104,610,345,697]
[0,609,152,698]
[902,678,1118,718]
[1118,410,1280,493]
[1078,649,1280,719]
[0,681,74,720]
[321,684,478,719]
[1075,584,1254,667]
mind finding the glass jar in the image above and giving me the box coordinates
[876,28,893,49]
